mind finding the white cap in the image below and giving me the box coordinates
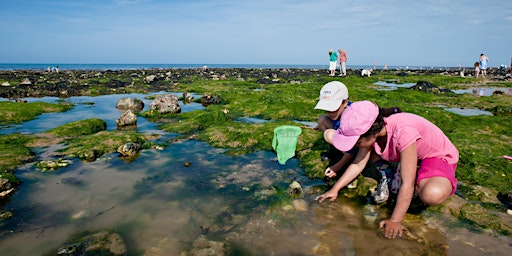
[314,81,349,111]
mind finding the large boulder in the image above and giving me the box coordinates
[149,94,181,114]
[116,110,137,126]
[116,97,144,112]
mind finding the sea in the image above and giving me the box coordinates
[0,63,449,71]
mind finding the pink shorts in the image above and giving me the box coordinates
[416,158,458,195]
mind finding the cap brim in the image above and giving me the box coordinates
[314,100,340,112]
[332,130,359,152]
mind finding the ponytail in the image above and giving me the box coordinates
[380,107,402,117]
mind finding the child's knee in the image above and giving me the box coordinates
[418,177,452,205]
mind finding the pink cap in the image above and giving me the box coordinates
[332,101,379,151]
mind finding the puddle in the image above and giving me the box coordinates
[294,120,317,129]
[0,92,204,135]
[236,117,271,124]
[451,87,512,96]
[444,107,494,116]
[0,95,511,255]
[374,81,416,90]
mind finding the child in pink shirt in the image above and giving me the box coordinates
[316,101,459,239]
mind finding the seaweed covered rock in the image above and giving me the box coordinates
[409,81,452,93]
[56,230,127,256]
[201,94,222,106]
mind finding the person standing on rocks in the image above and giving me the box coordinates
[479,53,489,77]
[328,49,338,76]
[338,49,347,77]
[316,101,459,239]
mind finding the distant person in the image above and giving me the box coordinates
[328,49,338,76]
[314,82,390,200]
[479,53,489,77]
[338,49,347,77]
[316,100,459,239]
[474,61,480,78]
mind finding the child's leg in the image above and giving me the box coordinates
[416,158,457,206]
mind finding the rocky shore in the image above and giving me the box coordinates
[1,67,510,99]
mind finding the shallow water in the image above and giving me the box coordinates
[1,93,511,255]
[444,107,494,116]
[451,87,512,96]
[0,91,204,135]
[374,81,416,90]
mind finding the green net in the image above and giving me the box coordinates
[272,125,302,165]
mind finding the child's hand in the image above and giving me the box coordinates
[315,189,338,203]
[379,219,403,239]
[324,167,336,178]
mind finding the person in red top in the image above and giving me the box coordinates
[338,49,347,77]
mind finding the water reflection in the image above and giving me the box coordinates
[452,87,512,96]
[0,92,204,135]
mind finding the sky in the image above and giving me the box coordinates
[0,0,511,67]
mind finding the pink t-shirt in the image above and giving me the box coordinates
[373,113,459,165]
[339,50,347,62]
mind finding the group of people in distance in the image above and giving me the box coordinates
[328,48,347,77]
[313,81,459,239]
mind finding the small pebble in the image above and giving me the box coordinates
[506,209,512,215]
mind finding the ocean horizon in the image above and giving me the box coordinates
[0,63,459,71]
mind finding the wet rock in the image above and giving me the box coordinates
[116,109,137,126]
[0,210,14,219]
[180,235,231,256]
[288,180,303,198]
[0,178,15,198]
[201,94,222,106]
[35,158,72,172]
[57,230,127,256]
[292,199,308,211]
[149,94,181,114]
[117,142,140,157]
[116,97,144,112]
[458,203,501,231]
[183,92,194,103]
[145,75,156,83]
[20,78,32,85]
[1,81,10,86]
[409,81,452,93]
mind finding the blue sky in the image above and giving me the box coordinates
[0,0,511,67]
